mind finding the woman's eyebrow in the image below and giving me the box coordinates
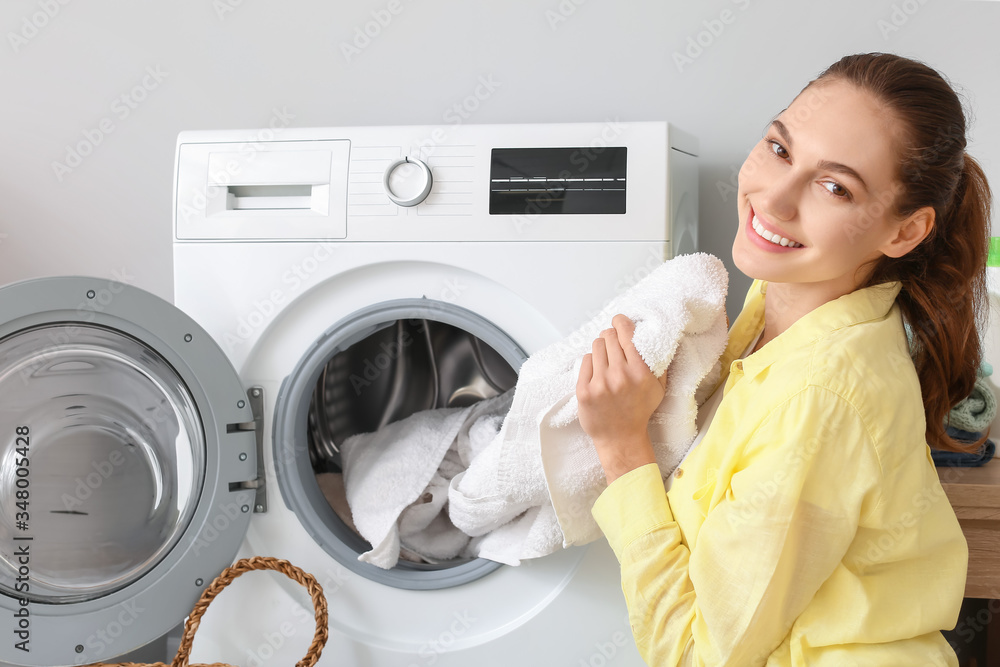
[770,119,870,193]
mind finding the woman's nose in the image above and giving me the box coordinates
[757,172,800,222]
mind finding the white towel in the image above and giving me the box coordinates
[340,391,513,569]
[449,252,729,561]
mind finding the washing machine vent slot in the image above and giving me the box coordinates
[226,184,316,210]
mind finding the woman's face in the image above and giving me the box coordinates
[732,79,909,294]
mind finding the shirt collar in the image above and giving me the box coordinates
[719,279,903,385]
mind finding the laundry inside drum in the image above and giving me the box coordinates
[306,318,517,567]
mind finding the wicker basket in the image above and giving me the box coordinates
[89,556,328,667]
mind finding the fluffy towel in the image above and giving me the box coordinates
[341,252,729,568]
[449,252,729,561]
[946,365,997,434]
[340,391,513,569]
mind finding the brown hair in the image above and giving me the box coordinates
[809,53,993,453]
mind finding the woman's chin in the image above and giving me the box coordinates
[732,240,764,280]
[732,245,787,284]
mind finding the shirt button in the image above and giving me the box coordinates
[674,467,684,478]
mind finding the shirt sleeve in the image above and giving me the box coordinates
[592,385,882,666]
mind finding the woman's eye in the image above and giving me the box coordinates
[769,140,789,159]
[823,181,850,198]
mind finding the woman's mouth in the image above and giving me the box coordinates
[745,206,804,251]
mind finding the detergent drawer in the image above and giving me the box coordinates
[175,139,351,240]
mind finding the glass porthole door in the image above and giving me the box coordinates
[0,277,258,667]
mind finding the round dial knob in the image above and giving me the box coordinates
[383,156,433,207]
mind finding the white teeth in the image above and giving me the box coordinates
[752,215,801,248]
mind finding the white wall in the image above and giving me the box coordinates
[1,0,997,321]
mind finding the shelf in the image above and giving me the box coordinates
[940,457,1000,598]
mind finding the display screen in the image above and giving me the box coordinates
[489,147,626,215]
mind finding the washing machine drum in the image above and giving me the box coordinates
[307,317,518,468]
[272,299,526,589]
[0,277,257,667]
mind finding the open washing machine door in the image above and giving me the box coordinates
[0,276,259,667]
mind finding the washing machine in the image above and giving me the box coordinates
[0,121,698,667]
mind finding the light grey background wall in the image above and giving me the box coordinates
[0,0,997,320]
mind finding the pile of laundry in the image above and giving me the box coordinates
[932,362,998,467]
[331,252,729,568]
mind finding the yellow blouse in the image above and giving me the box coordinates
[592,279,968,666]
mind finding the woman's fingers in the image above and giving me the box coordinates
[590,335,609,373]
[577,352,594,395]
[610,315,643,366]
[586,316,668,394]
[599,325,628,369]
[611,314,668,389]
[577,318,664,482]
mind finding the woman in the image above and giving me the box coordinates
[576,53,991,666]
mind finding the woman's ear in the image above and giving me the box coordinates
[882,206,935,258]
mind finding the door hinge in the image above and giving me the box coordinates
[228,386,267,513]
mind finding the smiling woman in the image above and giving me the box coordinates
[577,53,992,666]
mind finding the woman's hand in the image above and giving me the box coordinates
[576,314,666,484]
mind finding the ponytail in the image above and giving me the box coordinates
[888,154,992,452]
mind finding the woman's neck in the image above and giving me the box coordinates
[754,280,855,352]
